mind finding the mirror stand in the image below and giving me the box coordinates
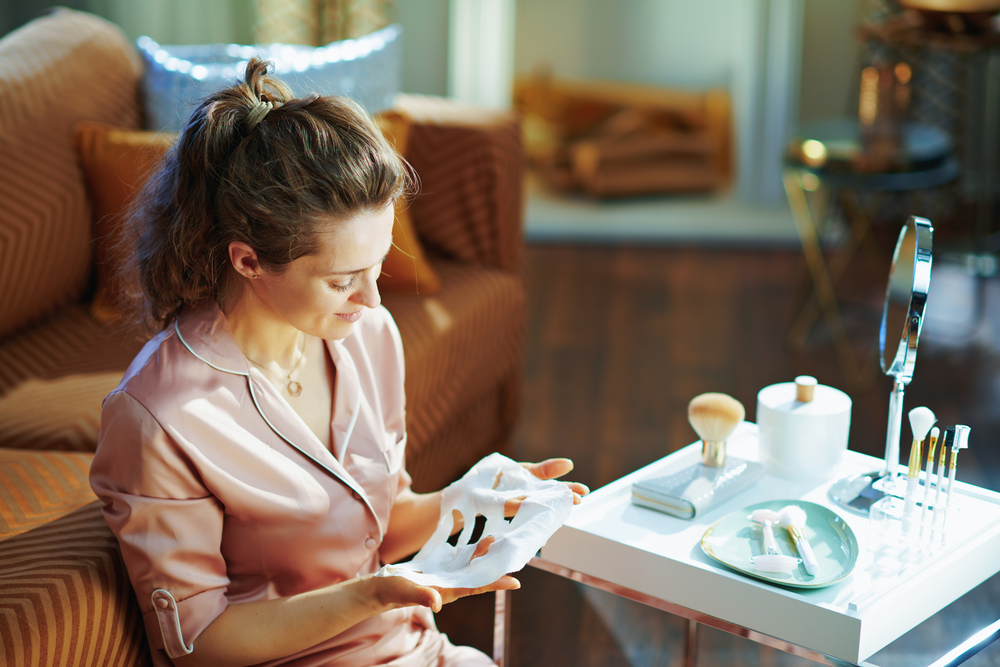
[829,379,908,514]
[829,216,933,517]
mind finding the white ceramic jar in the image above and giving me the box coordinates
[756,376,852,481]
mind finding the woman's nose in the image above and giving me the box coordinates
[350,270,381,309]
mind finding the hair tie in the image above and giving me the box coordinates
[244,100,274,131]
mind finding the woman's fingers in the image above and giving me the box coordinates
[374,575,443,612]
[421,586,443,612]
[379,565,520,614]
[470,535,495,561]
[567,481,590,503]
[434,575,521,608]
[520,459,590,503]
[503,496,528,517]
[522,458,574,480]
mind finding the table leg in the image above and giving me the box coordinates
[493,588,510,666]
[783,168,863,382]
[795,188,884,340]
[685,619,700,667]
[926,617,1000,667]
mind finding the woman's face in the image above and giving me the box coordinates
[253,203,395,341]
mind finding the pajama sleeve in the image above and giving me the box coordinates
[90,390,230,660]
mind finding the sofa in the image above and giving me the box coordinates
[0,8,525,666]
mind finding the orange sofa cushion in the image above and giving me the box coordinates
[0,9,143,338]
[0,449,149,666]
[374,110,442,294]
[74,122,174,323]
[74,113,439,322]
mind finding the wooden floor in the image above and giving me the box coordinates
[435,241,1000,666]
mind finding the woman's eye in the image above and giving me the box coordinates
[330,277,355,292]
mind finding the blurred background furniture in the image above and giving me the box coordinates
[0,8,526,665]
[783,118,959,382]
[513,73,733,199]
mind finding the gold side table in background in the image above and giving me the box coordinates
[784,119,958,383]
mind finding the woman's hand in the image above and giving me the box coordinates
[503,458,590,517]
[369,537,519,613]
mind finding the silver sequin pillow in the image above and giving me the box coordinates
[137,24,402,132]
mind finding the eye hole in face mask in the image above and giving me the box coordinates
[376,453,575,589]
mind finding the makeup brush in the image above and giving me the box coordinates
[931,427,955,535]
[903,407,936,533]
[779,505,819,576]
[942,425,971,533]
[688,393,745,467]
[631,392,761,519]
[918,426,939,543]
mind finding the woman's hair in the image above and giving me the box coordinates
[122,57,409,330]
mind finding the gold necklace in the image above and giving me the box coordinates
[244,334,306,397]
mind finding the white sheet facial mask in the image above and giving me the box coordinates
[376,453,574,589]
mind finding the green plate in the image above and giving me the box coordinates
[701,500,859,589]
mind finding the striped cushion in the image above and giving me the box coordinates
[0,304,144,452]
[395,94,525,274]
[383,260,525,489]
[0,9,143,339]
[0,449,149,667]
[403,376,521,494]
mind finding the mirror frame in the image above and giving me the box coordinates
[879,216,934,385]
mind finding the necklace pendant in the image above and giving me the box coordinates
[287,381,303,397]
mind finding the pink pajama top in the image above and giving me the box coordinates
[90,303,448,667]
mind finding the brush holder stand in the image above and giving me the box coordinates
[867,496,911,552]
[925,491,962,552]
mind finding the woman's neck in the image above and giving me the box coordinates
[224,288,304,370]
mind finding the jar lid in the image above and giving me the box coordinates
[757,380,851,416]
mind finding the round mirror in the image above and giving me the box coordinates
[880,216,933,384]
[829,216,933,515]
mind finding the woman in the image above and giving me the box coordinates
[90,58,586,667]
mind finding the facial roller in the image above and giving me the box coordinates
[749,509,781,556]
[751,554,801,574]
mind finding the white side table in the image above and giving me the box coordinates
[494,423,1000,666]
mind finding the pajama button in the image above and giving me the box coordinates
[156,597,169,609]
[365,537,376,550]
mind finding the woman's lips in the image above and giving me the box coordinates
[337,310,362,323]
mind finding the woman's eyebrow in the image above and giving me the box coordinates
[324,246,392,276]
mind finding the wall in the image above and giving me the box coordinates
[0,0,90,38]
[87,0,256,45]
[0,0,253,45]
[514,0,862,127]
[798,0,866,124]
[515,0,742,91]
[394,0,449,96]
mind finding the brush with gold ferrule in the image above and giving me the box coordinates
[918,426,939,543]
[931,426,955,537]
[942,425,971,535]
[902,407,935,534]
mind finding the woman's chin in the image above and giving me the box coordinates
[320,319,359,341]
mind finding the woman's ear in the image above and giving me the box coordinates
[229,241,261,280]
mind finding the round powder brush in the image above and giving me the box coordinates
[688,393,745,467]
[903,406,936,532]
[778,505,819,576]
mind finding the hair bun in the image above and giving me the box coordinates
[241,57,291,128]
[244,99,274,131]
